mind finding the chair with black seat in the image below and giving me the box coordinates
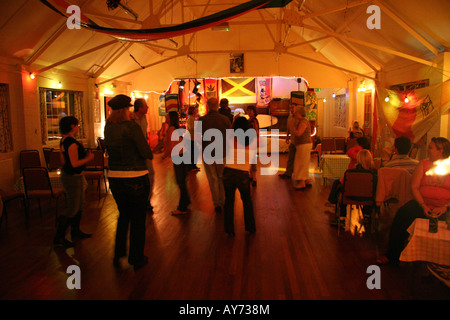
[20,150,41,174]
[83,149,107,199]
[336,169,378,236]
[0,189,28,228]
[22,167,65,223]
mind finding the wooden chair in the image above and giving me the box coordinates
[22,167,65,223]
[0,189,28,228]
[83,149,107,199]
[20,150,41,174]
[336,169,378,236]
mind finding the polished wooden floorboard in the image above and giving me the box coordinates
[0,153,448,300]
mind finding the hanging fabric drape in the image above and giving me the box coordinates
[39,0,285,42]
[376,80,450,143]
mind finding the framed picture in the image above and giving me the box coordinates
[230,53,244,73]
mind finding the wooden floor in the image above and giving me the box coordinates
[0,153,448,301]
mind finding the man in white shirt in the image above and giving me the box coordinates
[132,99,155,213]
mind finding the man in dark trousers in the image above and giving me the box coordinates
[198,98,232,214]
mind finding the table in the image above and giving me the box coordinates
[320,154,350,179]
[400,218,450,266]
[15,171,64,193]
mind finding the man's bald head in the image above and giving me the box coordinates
[207,98,219,112]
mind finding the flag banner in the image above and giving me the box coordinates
[221,77,256,104]
[165,94,179,113]
[158,95,167,116]
[376,80,450,143]
[256,78,272,107]
[305,92,317,121]
[205,79,218,99]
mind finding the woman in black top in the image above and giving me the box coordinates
[54,116,94,248]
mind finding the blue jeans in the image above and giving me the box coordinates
[108,175,150,264]
[223,167,255,234]
[60,172,87,218]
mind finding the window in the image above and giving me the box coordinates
[0,83,13,152]
[39,88,85,143]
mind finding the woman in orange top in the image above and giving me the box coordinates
[377,137,450,265]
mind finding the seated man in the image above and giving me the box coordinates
[382,136,419,174]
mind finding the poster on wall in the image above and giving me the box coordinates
[256,78,272,107]
[230,53,244,73]
[158,94,167,116]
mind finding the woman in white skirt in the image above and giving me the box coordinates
[291,106,312,189]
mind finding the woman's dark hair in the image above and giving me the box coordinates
[59,116,78,134]
[431,137,450,158]
[246,105,257,116]
[168,111,180,129]
[356,136,370,150]
[232,116,255,147]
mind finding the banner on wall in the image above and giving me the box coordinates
[221,77,256,104]
[305,91,317,121]
[165,94,179,113]
[256,78,272,107]
[205,78,218,99]
[376,80,450,143]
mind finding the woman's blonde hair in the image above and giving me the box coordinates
[107,108,130,123]
[357,149,375,170]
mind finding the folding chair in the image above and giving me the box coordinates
[22,167,65,223]
[20,150,41,174]
[336,169,378,236]
[334,137,346,154]
[83,149,107,199]
[48,150,64,172]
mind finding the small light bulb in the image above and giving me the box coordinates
[332,93,336,98]
[29,72,35,80]
[404,97,409,103]
[323,98,326,103]
[385,96,390,102]
[57,81,62,88]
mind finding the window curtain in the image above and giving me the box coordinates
[39,87,47,144]
[0,84,13,152]
[73,92,85,139]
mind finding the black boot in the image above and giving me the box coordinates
[54,216,74,248]
[70,211,92,239]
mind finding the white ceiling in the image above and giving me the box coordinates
[0,0,448,85]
